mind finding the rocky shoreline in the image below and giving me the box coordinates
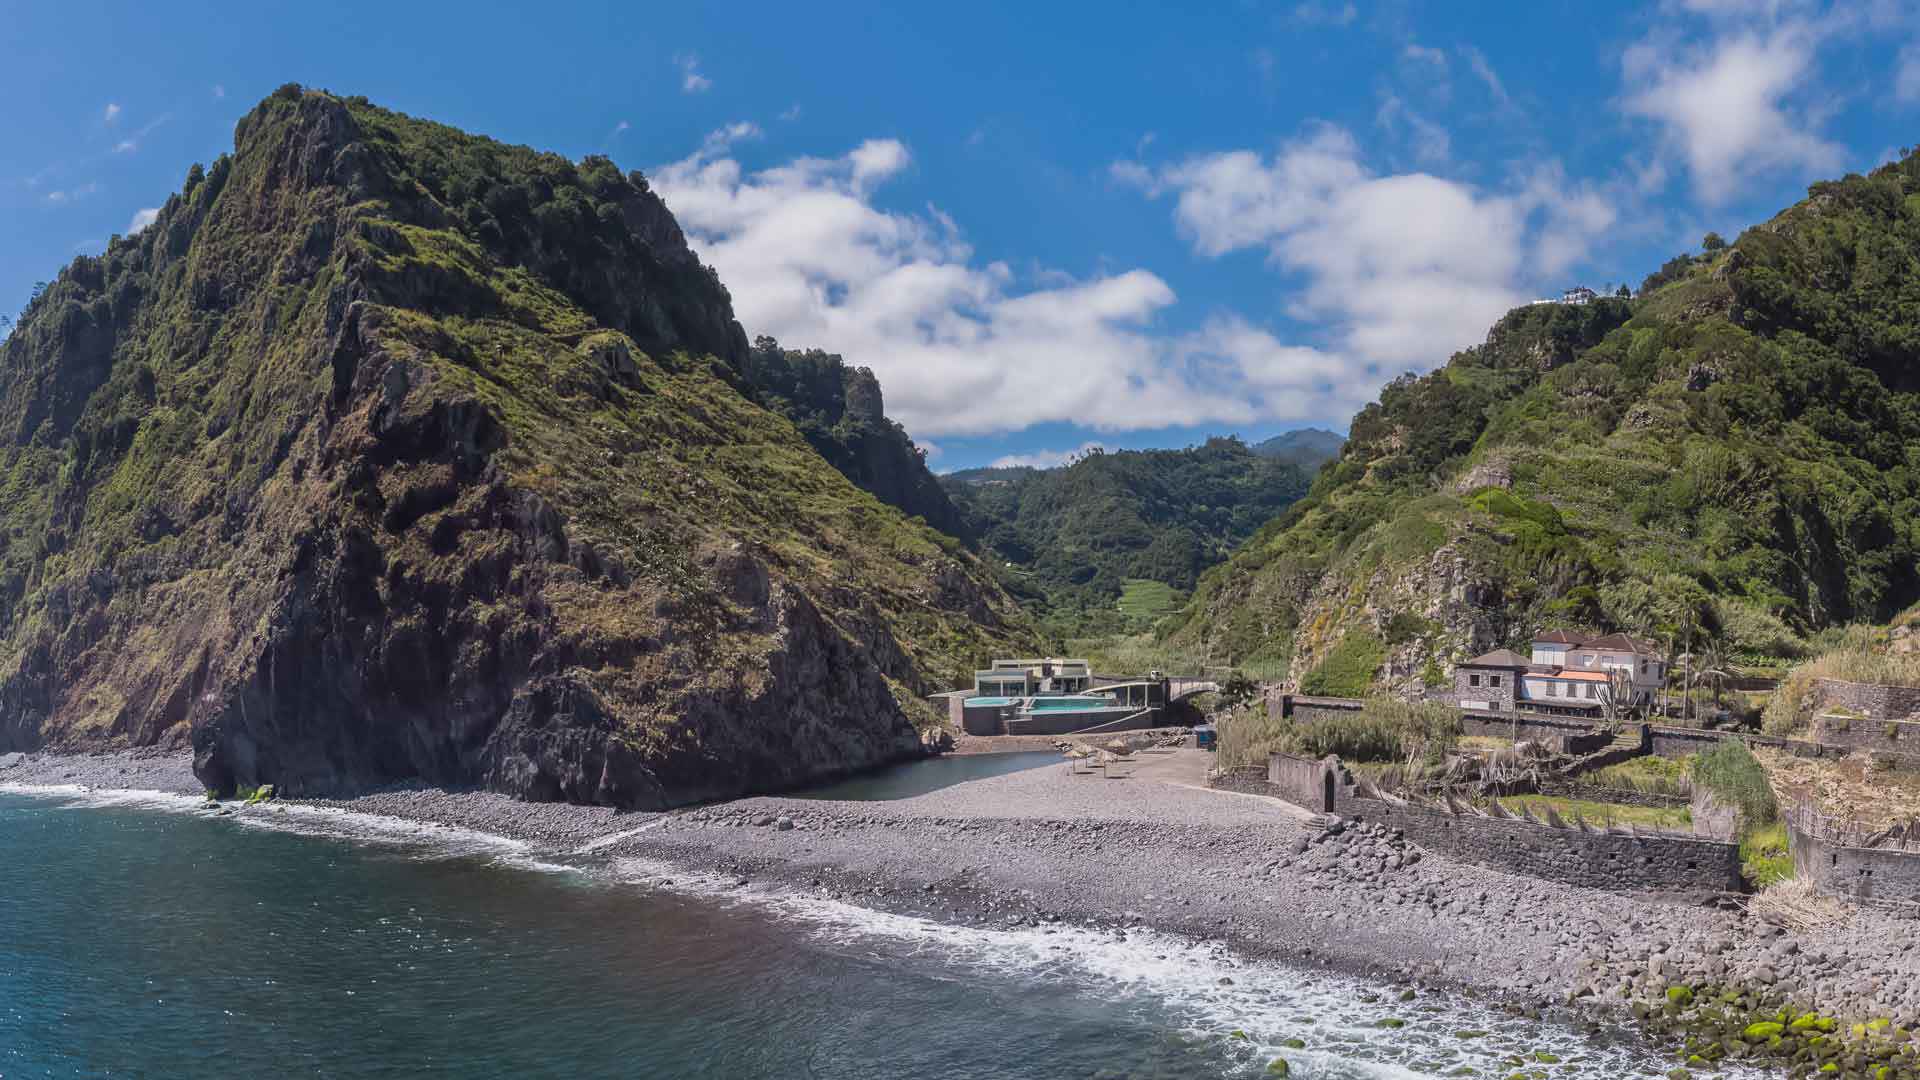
[10,747,1920,1076]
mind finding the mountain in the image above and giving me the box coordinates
[1164,157,1920,695]
[742,336,967,539]
[1251,428,1345,470]
[0,86,1033,806]
[941,437,1313,631]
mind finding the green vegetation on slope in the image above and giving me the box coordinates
[1167,159,1920,691]
[0,86,1033,804]
[742,335,966,539]
[942,437,1312,636]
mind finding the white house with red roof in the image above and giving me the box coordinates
[1455,629,1666,717]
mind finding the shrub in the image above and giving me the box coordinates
[1692,740,1777,834]
[1740,822,1793,888]
[1299,631,1386,696]
[1281,697,1461,765]
[1764,648,1920,734]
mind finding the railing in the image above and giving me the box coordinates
[1788,799,1920,851]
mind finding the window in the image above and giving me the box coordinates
[1640,660,1648,674]
[1586,684,1597,699]
[1546,682,1557,697]
[1490,675,1502,688]
[1469,673,1481,687]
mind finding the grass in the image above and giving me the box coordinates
[1116,578,1183,625]
[1765,647,1920,734]
[1298,630,1386,697]
[1217,696,1459,771]
[1740,822,1793,887]
[1504,794,1692,831]
[1582,754,1694,799]
[1692,739,1779,830]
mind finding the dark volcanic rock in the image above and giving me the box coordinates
[0,87,1031,807]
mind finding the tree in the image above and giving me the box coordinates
[1597,665,1641,729]
[1702,232,1728,252]
[1616,284,1631,299]
[1692,637,1734,716]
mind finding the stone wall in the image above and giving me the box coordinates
[1267,751,1341,813]
[1460,712,1611,754]
[1813,678,1920,722]
[1454,667,1519,712]
[1809,714,1920,762]
[1337,794,1744,898]
[1788,817,1920,917]
[1239,751,1744,897]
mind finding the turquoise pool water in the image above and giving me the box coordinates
[1029,695,1123,711]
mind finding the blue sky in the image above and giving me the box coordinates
[5,1,1919,471]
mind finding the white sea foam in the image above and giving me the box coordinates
[0,782,583,879]
[4,784,1754,1078]
[612,855,1758,1080]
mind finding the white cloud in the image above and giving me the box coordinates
[1899,41,1920,102]
[990,442,1107,470]
[44,182,100,205]
[676,54,712,94]
[1402,43,1448,69]
[1460,45,1513,109]
[212,84,226,99]
[653,130,1372,438]
[779,103,803,121]
[128,207,159,233]
[113,140,137,154]
[103,103,121,124]
[1620,15,1843,203]
[1291,2,1357,26]
[1375,94,1450,164]
[1124,126,1615,374]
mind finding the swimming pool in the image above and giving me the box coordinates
[962,695,1125,711]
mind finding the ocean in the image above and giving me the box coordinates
[0,785,1713,1079]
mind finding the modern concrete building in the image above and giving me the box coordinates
[971,658,1093,697]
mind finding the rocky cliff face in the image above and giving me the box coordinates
[0,87,1031,805]
[741,337,968,539]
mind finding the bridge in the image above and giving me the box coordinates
[1167,677,1221,702]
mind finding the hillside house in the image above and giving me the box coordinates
[1455,630,1666,718]
[972,658,1093,697]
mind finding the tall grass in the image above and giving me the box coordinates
[1692,739,1777,833]
[1216,697,1459,771]
[1763,648,1920,734]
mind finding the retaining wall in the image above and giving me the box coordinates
[1266,751,1341,812]
[1460,712,1612,754]
[1226,752,1743,897]
[1813,678,1920,722]
[1337,795,1744,897]
[1788,820,1920,916]
[1809,714,1920,762]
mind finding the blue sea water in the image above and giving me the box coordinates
[789,750,1061,800]
[0,786,1715,1079]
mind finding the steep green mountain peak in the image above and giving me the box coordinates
[0,86,1032,805]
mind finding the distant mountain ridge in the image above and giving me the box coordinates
[1252,428,1345,469]
[941,437,1312,628]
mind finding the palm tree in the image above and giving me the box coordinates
[1693,638,1735,713]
